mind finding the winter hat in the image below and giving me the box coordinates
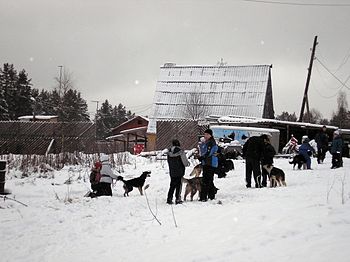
[204,129,213,137]
[303,137,310,143]
[100,154,109,162]
[94,161,102,169]
[334,130,340,136]
[172,139,180,147]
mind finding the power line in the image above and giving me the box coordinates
[241,0,350,6]
[315,57,350,90]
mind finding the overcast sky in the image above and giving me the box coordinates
[1,0,350,119]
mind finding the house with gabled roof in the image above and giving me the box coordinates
[147,63,274,135]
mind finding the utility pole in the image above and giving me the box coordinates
[298,36,318,122]
[58,65,63,96]
[91,100,100,139]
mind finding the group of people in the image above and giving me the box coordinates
[296,126,343,170]
[242,134,276,188]
[88,126,345,201]
[88,154,119,197]
[165,128,219,204]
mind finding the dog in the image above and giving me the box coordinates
[117,171,151,196]
[189,164,202,177]
[182,176,219,201]
[269,167,287,187]
[289,154,306,169]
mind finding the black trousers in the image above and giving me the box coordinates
[317,146,327,163]
[245,158,261,187]
[332,153,343,168]
[200,166,216,201]
[96,182,112,196]
[167,176,183,202]
[261,165,269,187]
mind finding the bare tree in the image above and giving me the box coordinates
[303,108,323,124]
[54,67,75,97]
[182,88,208,120]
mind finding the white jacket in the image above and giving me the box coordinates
[99,160,118,184]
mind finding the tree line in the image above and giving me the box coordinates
[0,63,134,139]
[276,90,350,129]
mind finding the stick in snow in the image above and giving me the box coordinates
[144,184,161,225]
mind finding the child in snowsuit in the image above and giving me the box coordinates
[90,161,102,193]
[298,137,315,169]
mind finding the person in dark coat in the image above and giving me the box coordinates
[242,134,267,188]
[198,129,219,201]
[261,136,276,187]
[166,139,190,204]
[331,130,343,169]
[315,125,329,164]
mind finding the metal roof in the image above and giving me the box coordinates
[148,64,272,133]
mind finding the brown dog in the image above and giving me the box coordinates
[189,164,202,177]
[182,177,202,201]
[269,167,287,187]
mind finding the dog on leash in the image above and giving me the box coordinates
[182,176,219,201]
[268,167,287,187]
[289,154,306,169]
[117,171,151,196]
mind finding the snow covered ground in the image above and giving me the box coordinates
[1,153,350,262]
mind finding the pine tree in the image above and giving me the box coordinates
[0,66,9,120]
[1,63,18,120]
[14,70,33,118]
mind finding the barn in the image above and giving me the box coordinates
[147,63,274,150]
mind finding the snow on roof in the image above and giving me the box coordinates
[147,64,272,133]
[18,115,58,120]
[215,115,338,129]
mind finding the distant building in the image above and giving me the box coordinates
[106,116,149,153]
[147,63,274,150]
[18,115,58,122]
[147,63,274,134]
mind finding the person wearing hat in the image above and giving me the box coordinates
[315,125,329,164]
[331,130,343,169]
[97,154,119,196]
[166,139,190,204]
[197,128,219,201]
[89,160,102,195]
[298,136,315,169]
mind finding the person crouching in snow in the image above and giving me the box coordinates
[298,137,315,169]
[166,139,190,204]
[97,154,119,196]
[90,161,102,194]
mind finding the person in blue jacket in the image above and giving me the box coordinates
[198,129,218,201]
[331,130,343,169]
[298,137,315,169]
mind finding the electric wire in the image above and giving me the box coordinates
[315,57,350,90]
[241,0,350,7]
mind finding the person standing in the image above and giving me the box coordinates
[242,134,266,188]
[315,125,329,164]
[97,154,119,196]
[261,136,276,187]
[166,139,190,204]
[198,129,219,201]
[298,137,315,169]
[331,130,343,169]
